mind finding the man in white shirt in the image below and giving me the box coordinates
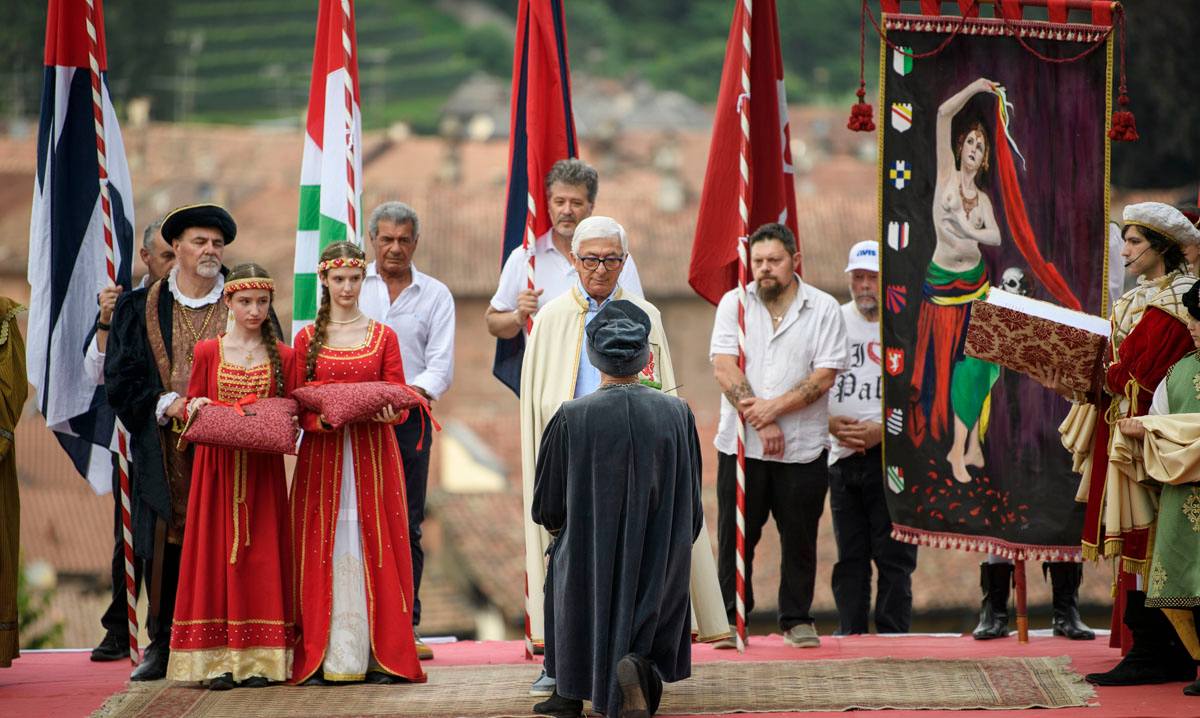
[359,201,455,661]
[710,223,848,648]
[86,219,175,663]
[827,241,917,635]
[485,159,643,340]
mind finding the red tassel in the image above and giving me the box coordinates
[1108,93,1138,142]
[847,88,876,132]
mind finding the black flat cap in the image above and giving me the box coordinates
[161,203,237,244]
[586,299,652,377]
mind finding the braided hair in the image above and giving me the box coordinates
[225,262,285,396]
[306,241,367,382]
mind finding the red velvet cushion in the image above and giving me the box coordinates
[291,381,428,429]
[181,397,300,455]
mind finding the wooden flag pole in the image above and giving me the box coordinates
[1014,558,1029,643]
[83,0,139,666]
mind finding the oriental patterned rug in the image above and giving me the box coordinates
[91,656,1095,717]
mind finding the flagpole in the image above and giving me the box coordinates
[734,0,752,654]
[83,0,139,667]
[339,0,358,244]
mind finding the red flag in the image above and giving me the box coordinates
[689,0,799,306]
[493,0,578,394]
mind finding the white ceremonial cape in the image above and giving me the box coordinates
[520,286,730,645]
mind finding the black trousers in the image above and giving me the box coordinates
[716,452,828,631]
[144,540,181,645]
[828,447,917,634]
[100,462,143,640]
[394,409,432,627]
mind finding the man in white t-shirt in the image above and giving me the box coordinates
[827,240,917,635]
[485,159,643,340]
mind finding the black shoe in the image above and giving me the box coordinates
[90,632,129,662]
[532,691,584,718]
[617,654,652,718]
[239,676,270,688]
[1046,562,1095,640]
[299,672,329,686]
[365,670,403,685]
[972,562,1011,640]
[208,673,235,691]
[130,641,169,681]
[1184,678,1200,696]
[1085,591,1196,686]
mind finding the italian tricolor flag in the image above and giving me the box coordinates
[292,0,363,338]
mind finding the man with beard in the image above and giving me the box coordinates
[486,159,643,340]
[710,222,847,648]
[827,241,918,635]
[85,218,177,663]
[105,204,237,680]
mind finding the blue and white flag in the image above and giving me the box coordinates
[27,0,135,494]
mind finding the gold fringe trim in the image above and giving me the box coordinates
[166,645,292,683]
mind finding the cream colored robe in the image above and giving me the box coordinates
[520,287,730,645]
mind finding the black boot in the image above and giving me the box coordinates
[972,562,1011,640]
[90,631,129,662]
[130,639,170,681]
[1045,562,1095,640]
[533,691,584,718]
[1086,590,1197,685]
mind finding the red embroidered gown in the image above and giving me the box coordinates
[167,338,295,683]
[289,321,425,684]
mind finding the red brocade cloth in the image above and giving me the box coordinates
[288,321,425,684]
[291,381,427,430]
[167,339,296,682]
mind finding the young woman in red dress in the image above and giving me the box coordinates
[167,263,296,689]
[290,241,425,686]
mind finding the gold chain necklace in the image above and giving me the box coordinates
[327,312,364,325]
[176,301,217,364]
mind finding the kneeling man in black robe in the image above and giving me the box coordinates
[532,300,702,718]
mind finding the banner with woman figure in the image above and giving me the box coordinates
[879,9,1113,559]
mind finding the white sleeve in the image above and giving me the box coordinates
[1148,381,1169,416]
[812,301,850,371]
[489,246,526,312]
[708,291,740,360]
[619,255,644,299]
[84,335,105,386]
[155,392,180,425]
[408,286,456,401]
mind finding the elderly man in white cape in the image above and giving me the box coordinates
[520,216,730,691]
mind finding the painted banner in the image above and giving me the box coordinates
[879,11,1113,559]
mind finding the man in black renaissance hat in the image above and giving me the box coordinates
[105,204,238,680]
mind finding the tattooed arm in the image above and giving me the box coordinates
[739,369,838,430]
[712,354,755,405]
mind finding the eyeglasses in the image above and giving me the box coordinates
[578,255,626,271]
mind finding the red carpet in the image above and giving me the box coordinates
[0,635,1194,718]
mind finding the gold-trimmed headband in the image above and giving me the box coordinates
[317,256,367,273]
[223,278,275,295]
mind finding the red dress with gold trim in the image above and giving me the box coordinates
[289,321,425,684]
[167,338,295,683]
